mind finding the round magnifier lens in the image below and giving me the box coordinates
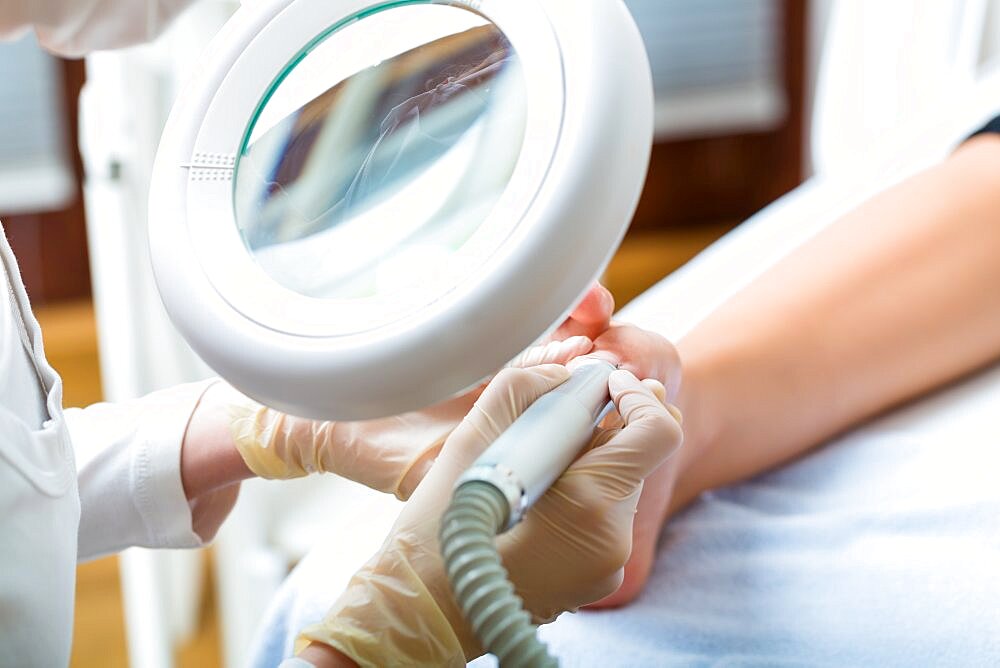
[233,3,527,320]
[151,0,651,419]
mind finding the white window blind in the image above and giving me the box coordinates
[0,35,74,214]
[625,0,787,139]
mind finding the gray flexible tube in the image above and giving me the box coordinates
[440,481,558,668]
[442,363,614,665]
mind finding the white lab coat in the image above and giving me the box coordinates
[0,229,211,666]
[0,2,205,665]
[0,0,197,57]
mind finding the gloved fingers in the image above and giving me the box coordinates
[611,371,675,433]
[642,378,667,404]
[587,377,664,437]
[436,365,570,473]
[592,378,664,433]
[358,392,481,498]
[466,365,572,442]
[640,378,682,424]
[569,370,682,488]
[585,425,620,452]
[230,384,473,496]
[640,377,683,425]
[296,541,470,666]
[507,335,593,369]
[393,441,445,501]
[500,473,640,620]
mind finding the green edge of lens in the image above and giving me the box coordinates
[232,0,440,199]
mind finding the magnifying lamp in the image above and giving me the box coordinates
[149,0,651,663]
[150,0,651,420]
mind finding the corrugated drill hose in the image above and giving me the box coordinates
[440,481,557,668]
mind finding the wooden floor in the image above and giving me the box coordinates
[37,225,731,667]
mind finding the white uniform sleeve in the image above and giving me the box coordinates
[65,379,216,561]
[0,0,200,57]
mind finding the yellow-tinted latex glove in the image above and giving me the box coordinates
[499,371,684,624]
[295,366,683,667]
[229,336,593,499]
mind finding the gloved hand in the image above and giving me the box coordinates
[226,336,594,499]
[226,283,614,499]
[294,365,683,667]
[499,371,683,624]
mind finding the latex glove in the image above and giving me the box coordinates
[499,371,683,624]
[227,336,593,499]
[228,282,612,499]
[295,366,683,667]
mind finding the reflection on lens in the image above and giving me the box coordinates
[233,4,527,301]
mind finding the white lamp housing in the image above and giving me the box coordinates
[149,0,653,419]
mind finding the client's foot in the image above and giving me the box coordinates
[586,457,677,608]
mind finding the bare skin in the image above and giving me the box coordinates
[592,134,1000,606]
